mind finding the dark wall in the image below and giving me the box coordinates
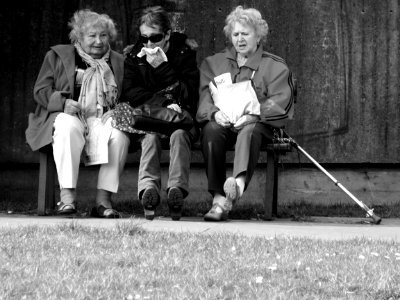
[1,0,400,163]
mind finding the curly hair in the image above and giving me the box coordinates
[223,6,269,42]
[68,9,118,44]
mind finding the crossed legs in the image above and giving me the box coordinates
[201,121,273,221]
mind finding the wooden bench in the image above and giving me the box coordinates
[37,141,292,219]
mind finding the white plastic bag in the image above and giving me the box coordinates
[209,72,260,124]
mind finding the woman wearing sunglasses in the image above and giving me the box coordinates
[121,6,199,221]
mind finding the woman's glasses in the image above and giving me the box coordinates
[139,33,164,44]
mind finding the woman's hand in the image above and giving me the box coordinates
[146,48,168,68]
[214,111,231,128]
[64,99,81,115]
[167,104,182,113]
[233,114,260,130]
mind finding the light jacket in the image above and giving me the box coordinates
[25,44,124,151]
[196,45,295,128]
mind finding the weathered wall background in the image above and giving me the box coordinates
[1,0,400,164]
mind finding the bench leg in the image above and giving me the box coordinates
[37,151,56,215]
[264,151,279,220]
[272,154,278,217]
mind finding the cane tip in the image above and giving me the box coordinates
[371,214,382,225]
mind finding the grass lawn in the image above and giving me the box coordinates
[1,221,399,299]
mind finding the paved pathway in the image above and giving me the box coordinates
[1,214,400,241]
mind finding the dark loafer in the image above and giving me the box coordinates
[56,201,77,215]
[167,187,184,221]
[204,203,228,222]
[141,188,160,220]
[91,206,121,218]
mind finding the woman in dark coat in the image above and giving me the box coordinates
[121,6,199,221]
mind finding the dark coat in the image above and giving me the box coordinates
[25,44,124,151]
[122,33,199,117]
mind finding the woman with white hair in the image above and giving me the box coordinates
[26,9,130,218]
[196,6,295,221]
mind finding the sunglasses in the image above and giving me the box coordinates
[139,33,164,44]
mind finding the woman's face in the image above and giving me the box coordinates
[231,21,259,57]
[80,24,110,59]
[139,23,170,52]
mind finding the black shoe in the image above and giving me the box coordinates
[141,188,160,220]
[91,206,121,219]
[167,187,184,221]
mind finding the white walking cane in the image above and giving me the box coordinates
[279,132,382,224]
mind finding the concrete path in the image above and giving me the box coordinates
[1,214,399,241]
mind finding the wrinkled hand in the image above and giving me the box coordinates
[167,104,182,113]
[146,48,167,68]
[101,109,114,124]
[214,111,231,128]
[64,99,81,115]
[233,114,260,130]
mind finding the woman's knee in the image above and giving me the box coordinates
[53,113,85,138]
[110,128,130,148]
[201,121,226,142]
[141,133,161,149]
[170,129,190,144]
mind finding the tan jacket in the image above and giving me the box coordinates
[25,44,124,151]
[196,45,295,128]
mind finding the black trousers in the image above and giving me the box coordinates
[200,121,274,196]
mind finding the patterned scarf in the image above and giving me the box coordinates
[74,42,118,123]
[74,43,118,165]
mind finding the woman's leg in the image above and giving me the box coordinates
[168,129,191,194]
[233,123,273,188]
[138,133,162,219]
[96,124,130,217]
[53,113,85,189]
[97,126,130,194]
[201,121,236,221]
[138,133,162,195]
[201,121,233,196]
[224,123,274,202]
[52,113,85,213]
[167,129,191,220]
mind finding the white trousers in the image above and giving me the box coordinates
[52,113,130,193]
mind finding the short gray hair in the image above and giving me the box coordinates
[68,9,118,43]
[223,6,269,42]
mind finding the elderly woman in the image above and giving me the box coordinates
[196,6,295,221]
[121,6,199,221]
[25,9,130,218]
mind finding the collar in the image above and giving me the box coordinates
[225,45,264,71]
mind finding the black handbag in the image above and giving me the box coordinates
[112,102,194,136]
